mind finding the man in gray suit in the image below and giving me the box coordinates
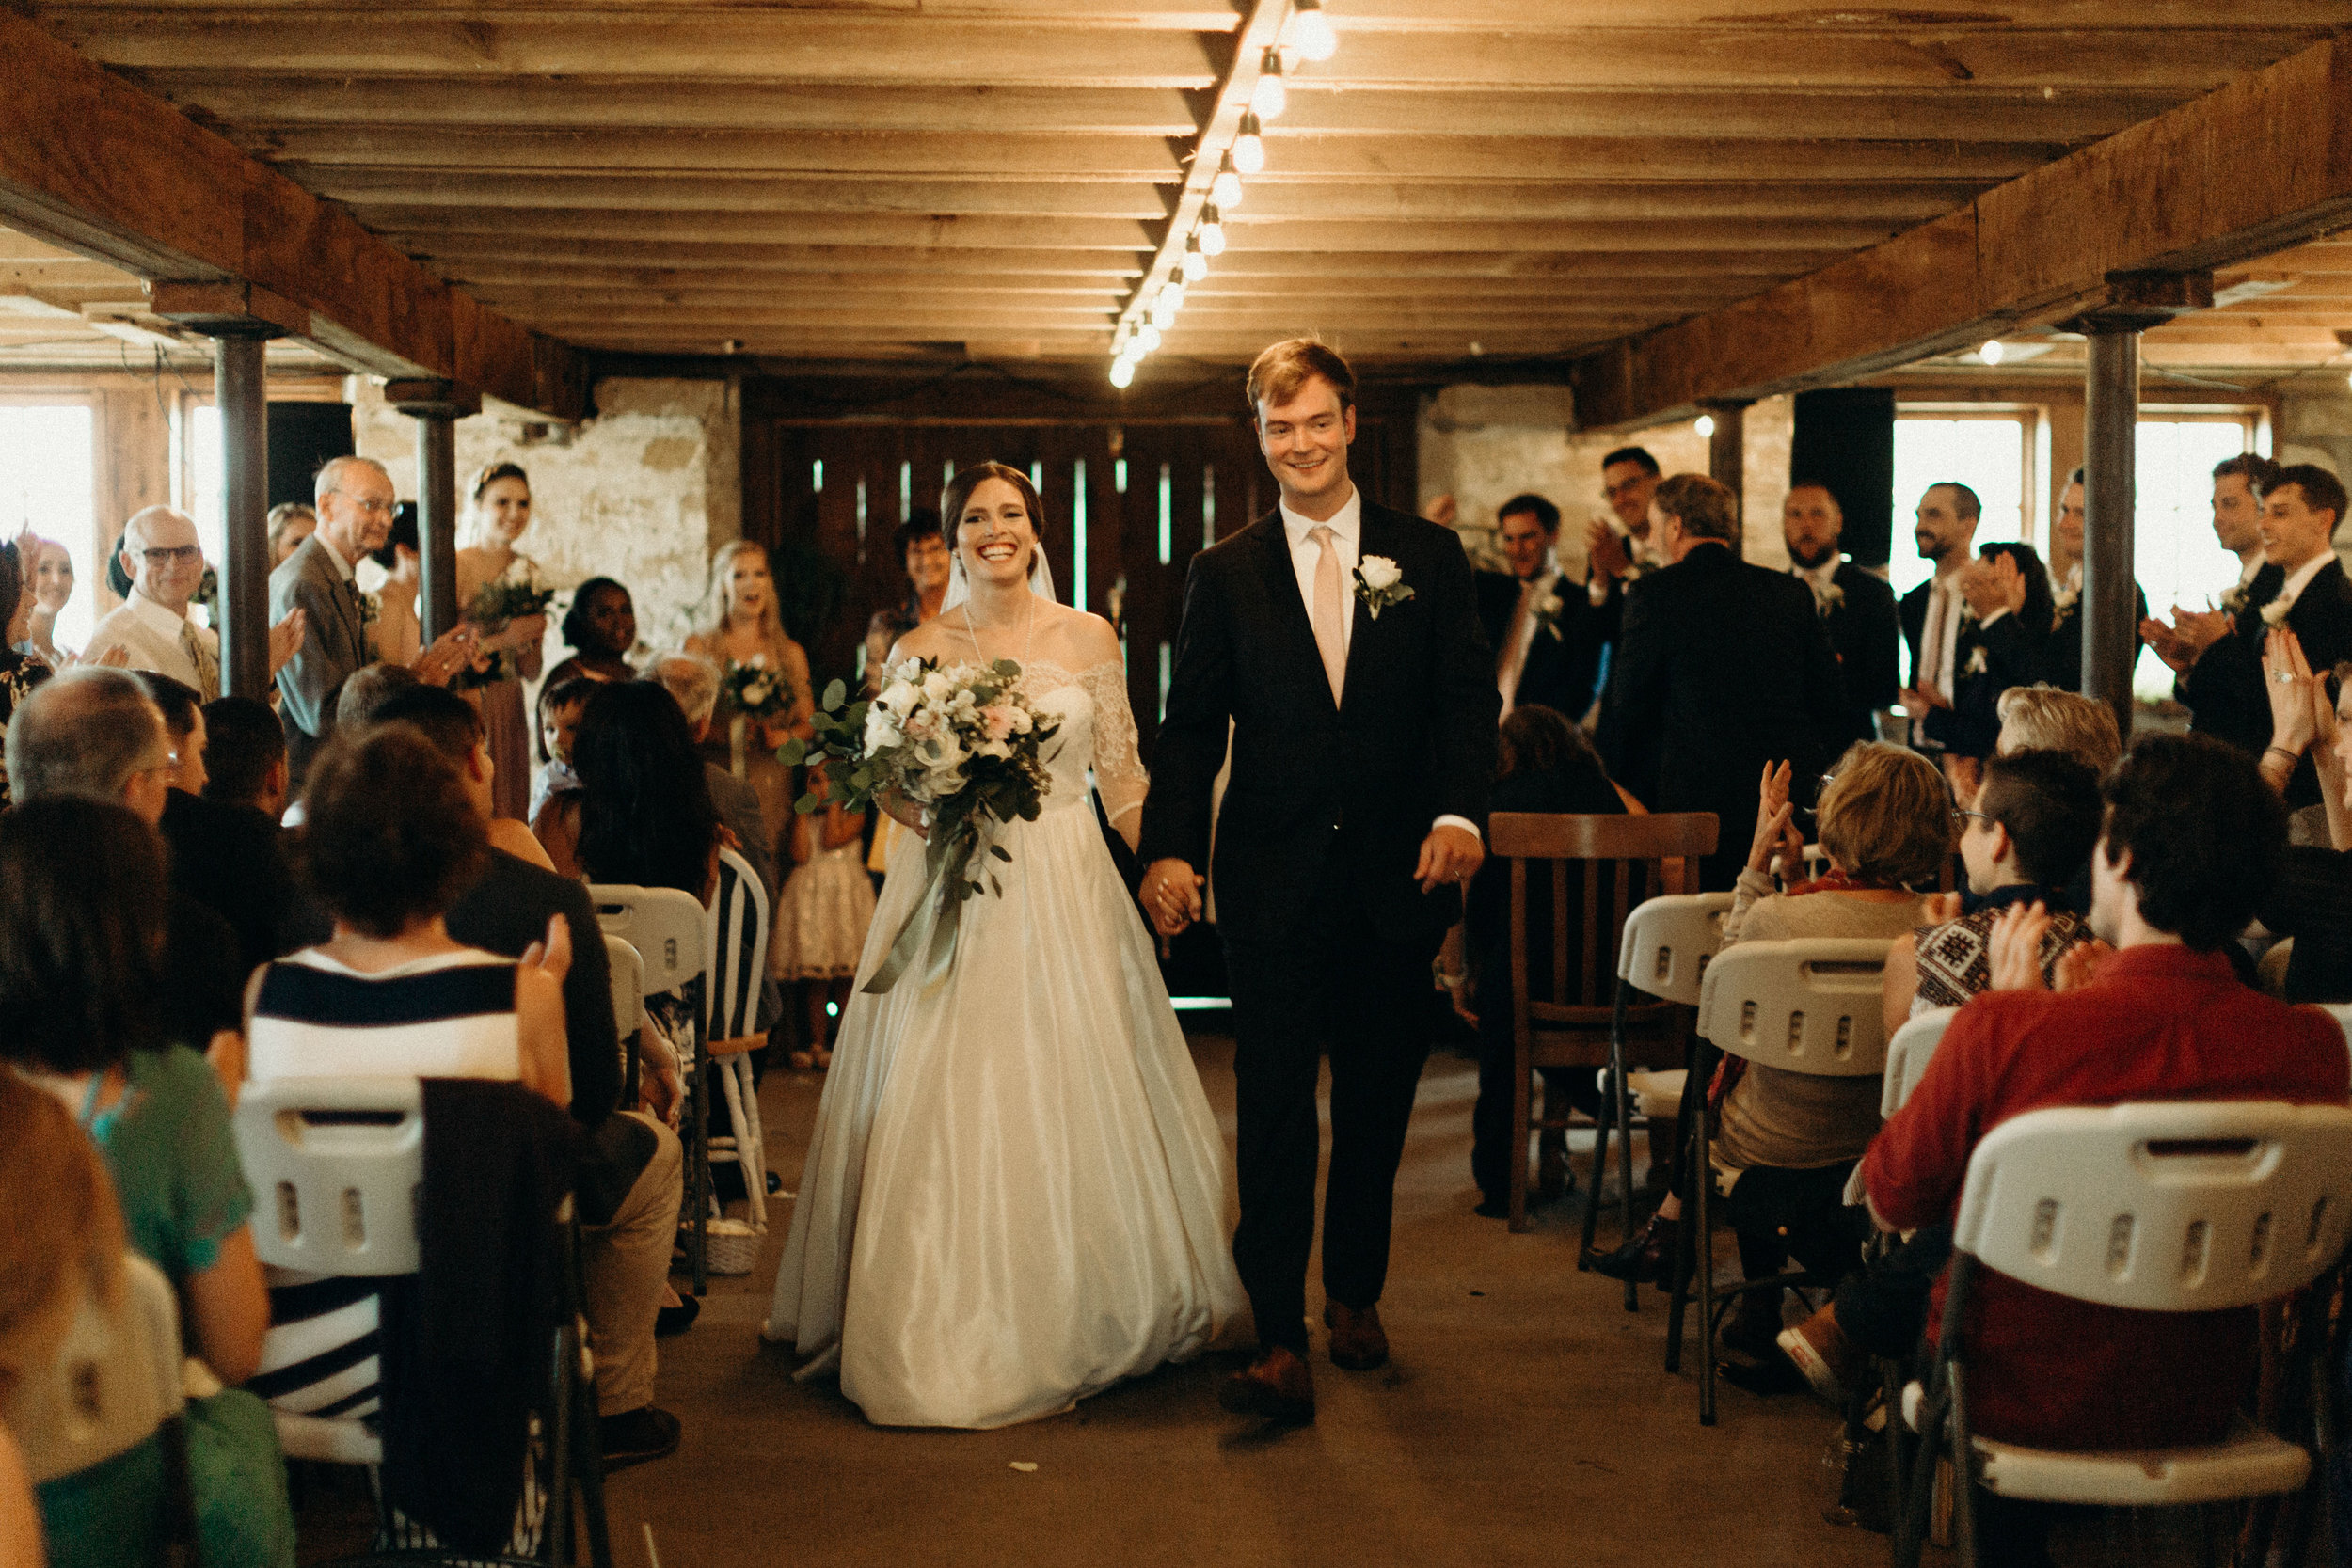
[272,455,393,787]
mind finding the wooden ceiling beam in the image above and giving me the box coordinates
[1569,37,2352,430]
[466,278,1759,309]
[0,12,585,415]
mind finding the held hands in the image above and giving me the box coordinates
[1898,686,1947,721]
[412,625,480,687]
[1415,823,1484,894]
[1746,759,1803,876]
[1142,858,1205,939]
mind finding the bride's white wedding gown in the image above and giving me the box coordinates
[764,658,1245,1428]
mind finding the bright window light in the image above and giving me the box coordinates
[0,404,98,648]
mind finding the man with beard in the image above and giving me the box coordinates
[1783,482,1899,748]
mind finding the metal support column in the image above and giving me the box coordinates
[210,330,274,699]
[385,380,482,646]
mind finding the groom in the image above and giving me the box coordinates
[1140,340,1498,1422]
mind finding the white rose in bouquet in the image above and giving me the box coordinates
[864,705,903,752]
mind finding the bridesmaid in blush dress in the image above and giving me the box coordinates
[455,462,549,824]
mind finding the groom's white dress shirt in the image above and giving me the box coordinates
[1277,485,1479,844]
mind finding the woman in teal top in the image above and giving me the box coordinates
[0,796,291,1568]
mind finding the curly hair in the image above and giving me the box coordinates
[1816,741,1954,889]
[294,725,489,938]
[2100,734,2283,949]
[0,797,167,1072]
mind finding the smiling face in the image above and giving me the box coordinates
[1497,509,1553,580]
[121,508,206,615]
[1914,484,1976,565]
[1602,460,1657,537]
[31,542,72,613]
[954,477,1040,589]
[904,531,953,597]
[1254,374,1356,515]
[1781,484,1843,569]
[2261,482,2337,570]
[724,547,774,620]
[582,583,636,657]
[477,474,532,547]
[320,463,396,562]
[2213,473,2264,556]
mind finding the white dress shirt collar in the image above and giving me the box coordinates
[319,534,358,584]
[1792,556,1839,593]
[2279,550,2330,608]
[1278,484,1361,553]
[124,587,193,640]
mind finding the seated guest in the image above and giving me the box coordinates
[541,679,723,904]
[647,652,778,901]
[139,673,297,981]
[334,659,420,731]
[1596,743,1951,1335]
[200,695,292,821]
[6,668,243,1059]
[1461,705,1645,1217]
[0,796,291,1568]
[341,673,554,872]
[1880,749,2104,1034]
[320,685,688,1460]
[545,577,639,689]
[528,673,597,833]
[1863,734,2346,1563]
[1992,683,2121,774]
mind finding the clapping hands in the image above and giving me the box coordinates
[1986,901,2111,993]
[2262,626,2329,759]
[1745,760,1805,878]
[1957,552,2026,621]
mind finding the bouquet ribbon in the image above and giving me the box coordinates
[862,817,983,994]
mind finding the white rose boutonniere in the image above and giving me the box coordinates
[2219,585,2249,616]
[1353,555,1414,620]
[2262,597,2293,627]
[1809,579,1845,617]
[2050,584,2079,622]
[1964,645,1990,677]
[1532,585,1568,640]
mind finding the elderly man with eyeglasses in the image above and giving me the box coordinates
[84,505,307,702]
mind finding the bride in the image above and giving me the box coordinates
[764,461,1245,1428]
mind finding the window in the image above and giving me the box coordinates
[1889,414,2031,602]
[0,403,100,649]
[2132,416,2264,699]
[178,400,227,573]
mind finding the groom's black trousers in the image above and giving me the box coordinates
[1222,861,1437,1357]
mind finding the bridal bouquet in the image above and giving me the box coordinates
[785,657,1061,991]
[456,557,554,689]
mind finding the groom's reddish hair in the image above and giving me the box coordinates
[1248,339,1355,421]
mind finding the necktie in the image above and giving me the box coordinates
[180,620,220,701]
[1919,582,1949,702]
[1308,524,1346,705]
[1498,579,1534,712]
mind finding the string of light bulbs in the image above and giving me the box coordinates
[1109,0,1338,388]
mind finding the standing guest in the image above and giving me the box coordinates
[139,675,297,981]
[2249,628,2352,1002]
[685,541,815,867]
[274,456,394,789]
[863,515,951,692]
[545,577,639,689]
[265,501,315,569]
[1863,734,2347,1563]
[1461,705,1645,1217]
[201,695,292,821]
[0,538,51,806]
[529,673,598,827]
[87,506,305,702]
[1581,445,1661,628]
[646,652,778,903]
[6,668,244,1058]
[19,535,78,669]
[1479,493,1604,725]
[368,500,423,668]
[2035,467,2146,691]
[454,462,550,824]
[1906,540,2054,776]
[2156,464,2352,813]
[1,796,292,1568]
[772,773,876,1071]
[1993,685,2122,774]
[1597,472,1846,890]
[2141,452,2281,695]
[1782,482,1900,748]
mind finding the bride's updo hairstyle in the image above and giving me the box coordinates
[941,462,1045,577]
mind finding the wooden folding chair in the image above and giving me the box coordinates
[1489,810,1719,1234]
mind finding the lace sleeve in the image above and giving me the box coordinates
[1079,660,1149,838]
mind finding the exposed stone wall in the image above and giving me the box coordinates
[352,375,742,658]
[1418,387,1796,577]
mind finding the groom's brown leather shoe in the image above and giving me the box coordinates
[1324,1301,1389,1370]
[1217,1346,1315,1424]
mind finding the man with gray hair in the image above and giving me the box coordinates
[85,505,306,700]
[649,650,779,903]
[270,456,474,788]
[6,666,244,1053]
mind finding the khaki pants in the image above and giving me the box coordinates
[579,1110,682,1416]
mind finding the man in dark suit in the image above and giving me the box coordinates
[2162,464,2352,811]
[2144,453,2284,756]
[1782,482,1899,749]
[1895,482,2043,781]
[136,675,300,983]
[1140,340,1497,1422]
[1477,492,1605,725]
[1597,473,1846,891]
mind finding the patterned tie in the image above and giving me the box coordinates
[180,619,220,701]
[1309,524,1346,705]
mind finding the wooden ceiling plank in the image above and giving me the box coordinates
[0,11,585,414]
[1571,37,2352,429]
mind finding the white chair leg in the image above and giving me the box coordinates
[727,1055,766,1229]
[715,1056,754,1225]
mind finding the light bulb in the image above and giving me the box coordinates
[1161,281,1184,311]
[1979,339,2006,366]
[1694,414,1717,439]
[1233,112,1266,176]
[1251,52,1287,121]
[1152,295,1180,330]
[1182,244,1208,283]
[1139,324,1162,352]
[1109,357,1136,388]
[1287,0,1336,63]
[1199,208,1227,256]
[1212,159,1244,211]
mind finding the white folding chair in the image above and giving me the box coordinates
[11,1251,185,1487]
[590,883,712,1291]
[238,1075,423,1466]
[604,933,644,1100]
[1674,936,1891,1425]
[1895,1101,2352,1568]
[704,847,771,1232]
[1582,891,1733,1303]
[1883,1006,1961,1117]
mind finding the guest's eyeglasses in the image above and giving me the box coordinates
[138,545,202,566]
[1952,808,1994,828]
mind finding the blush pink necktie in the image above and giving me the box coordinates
[1309,524,1346,705]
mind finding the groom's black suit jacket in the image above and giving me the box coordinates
[1140,499,1500,947]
